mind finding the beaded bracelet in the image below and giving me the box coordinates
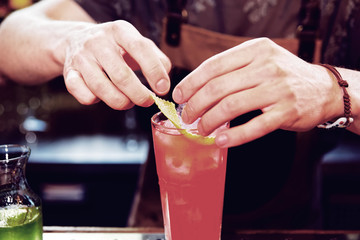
[317,64,353,129]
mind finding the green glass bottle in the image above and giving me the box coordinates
[0,145,42,240]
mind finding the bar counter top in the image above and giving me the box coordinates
[43,226,360,240]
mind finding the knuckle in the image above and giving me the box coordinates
[83,35,101,50]
[71,53,87,68]
[69,49,96,71]
[111,20,132,32]
[127,37,152,52]
[113,67,134,86]
[64,72,81,92]
[64,82,77,97]
[264,61,286,78]
[253,37,277,56]
[261,111,285,133]
[200,58,222,78]
[257,37,273,46]
[254,37,274,49]
[81,28,107,50]
[160,55,172,73]
[204,80,222,97]
[145,63,164,81]
[219,97,238,116]
[257,116,272,132]
[135,93,152,106]
[90,77,107,93]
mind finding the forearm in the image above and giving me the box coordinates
[0,0,94,84]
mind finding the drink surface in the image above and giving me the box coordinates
[152,118,228,240]
[0,205,43,240]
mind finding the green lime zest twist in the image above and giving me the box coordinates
[151,94,215,145]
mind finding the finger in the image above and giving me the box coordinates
[197,84,279,136]
[154,46,172,73]
[173,39,264,104]
[181,64,264,124]
[215,109,284,148]
[96,45,154,107]
[121,47,171,73]
[73,54,134,110]
[64,68,100,105]
[113,21,171,95]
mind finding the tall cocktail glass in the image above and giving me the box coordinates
[151,112,228,240]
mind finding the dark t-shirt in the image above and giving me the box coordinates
[74,0,301,44]
[321,0,360,70]
[74,0,360,70]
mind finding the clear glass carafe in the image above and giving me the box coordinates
[0,144,43,240]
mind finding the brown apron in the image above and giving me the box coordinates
[160,21,322,71]
[127,21,323,230]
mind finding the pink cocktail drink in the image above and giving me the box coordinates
[151,112,228,240]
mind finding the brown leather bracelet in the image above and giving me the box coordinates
[317,64,353,129]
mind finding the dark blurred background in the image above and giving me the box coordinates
[0,75,156,227]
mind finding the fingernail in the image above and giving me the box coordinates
[156,79,169,93]
[216,134,229,147]
[173,88,183,103]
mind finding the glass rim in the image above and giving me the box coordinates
[151,111,197,131]
[0,144,31,162]
[151,111,229,135]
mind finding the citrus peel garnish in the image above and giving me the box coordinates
[151,95,215,145]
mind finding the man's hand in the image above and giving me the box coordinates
[63,20,171,110]
[173,38,344,147]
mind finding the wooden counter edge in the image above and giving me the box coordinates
[43,226,164,234]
